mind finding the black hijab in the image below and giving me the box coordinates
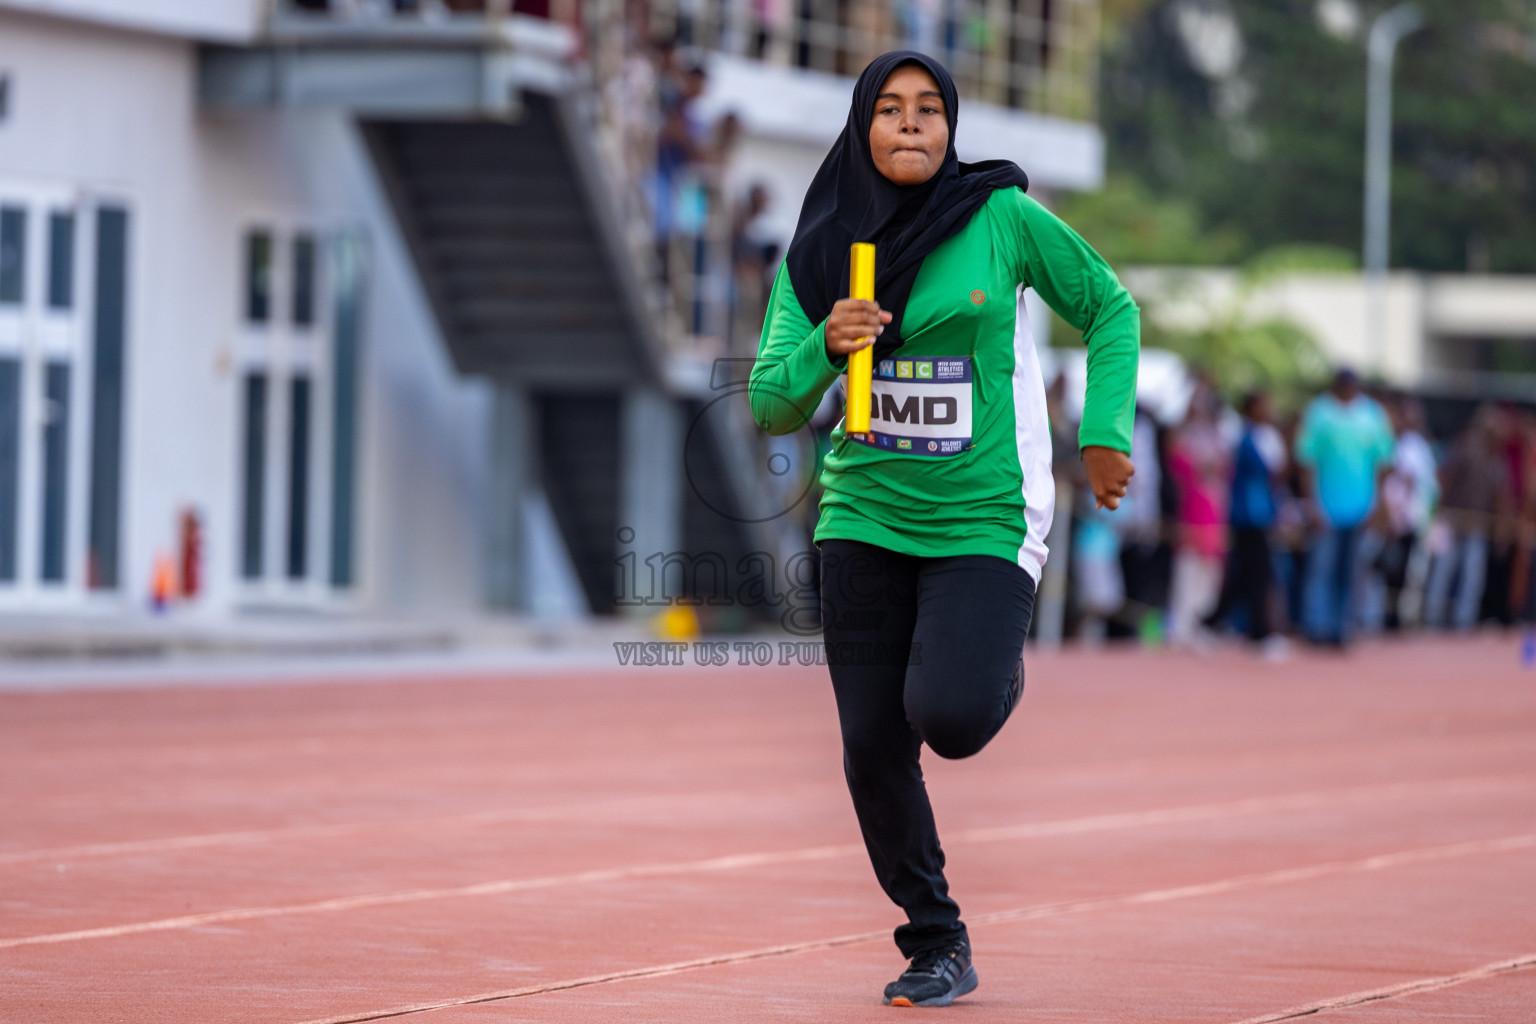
[783,51,1030,363]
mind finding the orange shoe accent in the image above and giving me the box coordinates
[889,998,913,1007]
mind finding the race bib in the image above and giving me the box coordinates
[848,357,973,457]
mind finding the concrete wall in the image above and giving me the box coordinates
[0,0,260,42]
[0,7,491,616]
[196,110,494,616]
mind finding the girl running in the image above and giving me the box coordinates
[749,51,1139,1007]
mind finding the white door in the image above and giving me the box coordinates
[0,180,90,605]
[233,222,332,605]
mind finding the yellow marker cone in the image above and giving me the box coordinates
[845,242,876,436]
[657,604,701,640]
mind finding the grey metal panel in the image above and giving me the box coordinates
[87,206,129,591]
[198,46,503,115]
[618,389,682,611]
[485,380,534,610]
[199,46,525,117]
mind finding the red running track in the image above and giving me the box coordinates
[2,637,1534,1022]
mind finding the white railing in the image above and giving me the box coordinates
[271,0,1096,118]
[626,0,1099,120]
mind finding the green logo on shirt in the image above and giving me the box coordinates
[897,361,914,378]
[897,438,912,450]
[916,362,934,379]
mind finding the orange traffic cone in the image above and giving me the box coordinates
[151,553,177,612]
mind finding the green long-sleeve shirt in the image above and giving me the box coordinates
[749,187,1139,580]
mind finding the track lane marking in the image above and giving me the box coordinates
[286,833,1536,1024]
[1229,951,1536,1023]
[7,737,1530,866]
[1,776,1529,951]
[0,784,828,866]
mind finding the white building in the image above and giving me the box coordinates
[1122,267,1536,396]
[0,0,1108,623]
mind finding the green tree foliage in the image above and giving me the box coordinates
[1100,0,1536,273]
[1050,241,1340,408]
[1147,259,1336,409]
[1056,175,1247,265]
[1158,316,1332,410]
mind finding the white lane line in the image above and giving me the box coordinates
[967,833,1536,928]
[292,930,896,1024]
[0,784,825,867]
[5,745,1526,866]
[7,844,864,951]
[1229,951,1536,1023]
[948,773,1533,845]
[2,776,1530,951]
[288,833,1536,1024]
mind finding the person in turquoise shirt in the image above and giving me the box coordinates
[750,51,1138,1007]
[1295,369,1395,645]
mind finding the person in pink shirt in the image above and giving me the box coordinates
[1166,382,1231,646]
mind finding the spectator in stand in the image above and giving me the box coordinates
[1509,410,1536,621]
[1294,369,1395,648]
[1485,404,1524,624]
[1368,396,1439,631]
[653,46,707,275]
[1074,484,1125,645]
[685,108,743,347]
[899,0,944,53]
[602,19,662,224]
[729,182,779,355]
[1165,379,1230,648]
[750,0,794,62]
[843,3,895,75]
[1271,409,1310,632]
[1033,372,1079,646]
[1116,406,1166,641]
[1424,405,1509,630]
[1206,389,1287,657]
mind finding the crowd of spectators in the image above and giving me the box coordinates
[601,27,780,357]
[1049,368,1536,656]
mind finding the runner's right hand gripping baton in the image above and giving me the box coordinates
[845,243,875,436]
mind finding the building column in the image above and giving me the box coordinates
[485,378,533,610]
[618,388,682,613]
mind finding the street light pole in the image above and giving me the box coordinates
[1363,2,1424,376]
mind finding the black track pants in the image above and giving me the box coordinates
[818,538,1037,957]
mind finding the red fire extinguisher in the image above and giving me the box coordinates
[179,508,202,600]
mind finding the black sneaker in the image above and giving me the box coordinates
[882,938,978,1007]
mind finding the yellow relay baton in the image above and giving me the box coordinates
[845,242,876,436]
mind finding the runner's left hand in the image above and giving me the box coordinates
[1083,446,1134,510]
